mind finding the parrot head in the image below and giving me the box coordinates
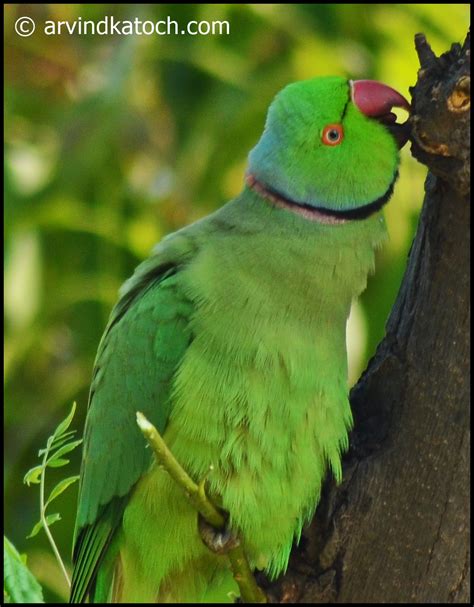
[247,76,410,217]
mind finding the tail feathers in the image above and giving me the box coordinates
[70,498,125,603]
[91,550,123,603]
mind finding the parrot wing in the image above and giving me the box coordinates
[70,232,198,602]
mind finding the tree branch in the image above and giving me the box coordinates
[136,411,267,604]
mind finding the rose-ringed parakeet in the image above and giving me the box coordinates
[70,76,409,603]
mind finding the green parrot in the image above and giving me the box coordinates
[70,76,409,603]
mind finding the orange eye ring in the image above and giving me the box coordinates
[321,124,344,146]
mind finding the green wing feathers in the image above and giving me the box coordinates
[71,239,196,602]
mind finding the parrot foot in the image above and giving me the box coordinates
[198,513,240,555]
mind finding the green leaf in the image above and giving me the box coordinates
[45,476,80,509]
[27,514,62,539]
[26,520,43,540]
[4,536,44,603]
[46,439,82,466]
[52,401,77,440]
[50,429,77,449]
[46,458,70,468]
[38,430,76,456]
[23,466,43,486]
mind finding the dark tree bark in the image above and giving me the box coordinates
[263,31,470,604]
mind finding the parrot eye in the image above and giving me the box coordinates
[321,124,344,146]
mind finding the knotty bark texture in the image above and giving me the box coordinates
[262,31,470,604]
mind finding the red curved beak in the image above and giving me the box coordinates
[350,79,410,118]
[350,79,411,148]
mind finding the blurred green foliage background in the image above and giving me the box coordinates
[4,3,469,602]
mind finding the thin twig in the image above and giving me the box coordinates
[40,439,71,587]
[136,411,267,604]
